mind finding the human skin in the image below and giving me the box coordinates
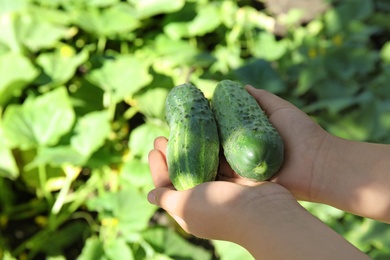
[147,85,389,258]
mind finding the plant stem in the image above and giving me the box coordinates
[51,171,74,215]
[97,36,107,54]
[38,164,53,205]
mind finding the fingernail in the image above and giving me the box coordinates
[147,190,157,205]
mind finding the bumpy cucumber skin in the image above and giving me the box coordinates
[166,83,220,190]
[211,80,284,181]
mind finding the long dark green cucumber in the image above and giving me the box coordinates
[166,83,220,190]
[211,80,284,181]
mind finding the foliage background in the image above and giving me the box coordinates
[0,0,390,259]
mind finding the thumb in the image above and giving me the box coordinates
[147,188,189,230]
[147,187,184,213]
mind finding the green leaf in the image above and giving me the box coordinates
[235,59,286,93]
[71,111,111,158]
[29,146,85,167]
[133,88,169,119]
[0,11,70,52]
[151,35,199,73]
[324,0,373,34]
[2,87,75,149]
[105,238,134,260]
[36,45,89,86]
[87,186,156,233]
[142,227,212,260]
[0,52,39,106]
[164,3,220,39]
[128,0,185,19]
[120,159,153,191]
[128,122,169,163]
[74,3,140,36]
[78,237,105,260]
[252,32,287,61]
[213,240,254,260]
[381,41,390,64]
[87,55,152,103]
[0,0,28,15]
[0,122,19,179]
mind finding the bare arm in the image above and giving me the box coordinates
[147,137,367,259]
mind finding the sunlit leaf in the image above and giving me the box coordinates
[252,32,287,61]
[142,226,212,260]
[128,122,169,163]
[105,238,134,260]
[87,55,152,103]
[74,3,139,36]
[120,159,153,192]
[164,3,220,39]
[78,237,105,260]
[87,186,156,233]
[2,87,75,149]
[213,240,254,260]
[0,52,38,106]
[0,0,28,15]
[71,110,111,157]
[128,0,185,19]
[36,45,88,86]
[0,11,69,52]
[0,122,19,179]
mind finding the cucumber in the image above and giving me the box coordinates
[211,80,284,181]
[165,83,220,190]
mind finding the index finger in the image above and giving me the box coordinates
[245,85,296,117]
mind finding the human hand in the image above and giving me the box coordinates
[245,86,331,202]
[147,137,295,241]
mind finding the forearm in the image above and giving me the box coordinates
[314,135,390,222]
[233,198,368,259]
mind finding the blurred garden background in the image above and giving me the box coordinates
[0,0,390,259]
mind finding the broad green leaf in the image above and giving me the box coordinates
[36,45,88,86]
[78,237,105,260]
[151,35,198,73]
[0,52,39,106]
[142,227,212,260]
[381,41,390,64]
[73,0,120,7]
[29,146,85,167]
[133,87,169,119]
[300,202,344,224]
[324,0,373,34]
[0,0,28,15]
[74,3,140,36]
[128,122,169,163]
[71,111,111,157]
[164,3,220,39]
[2,87,75,149]
[105,238,134,260]
[213,240,254,260]
[120,159,153,192]
[296,59,327,95]
[252,32,287,61]
[0,122,19,179]
[87,186,156,233]
[128,0,185,19]
[235,59,286,93]
[0,11,69,52]
[87,55,152,103]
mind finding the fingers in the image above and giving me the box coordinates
[148,136,171,188]
[245,85,296,117]
[154,136,168,158]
